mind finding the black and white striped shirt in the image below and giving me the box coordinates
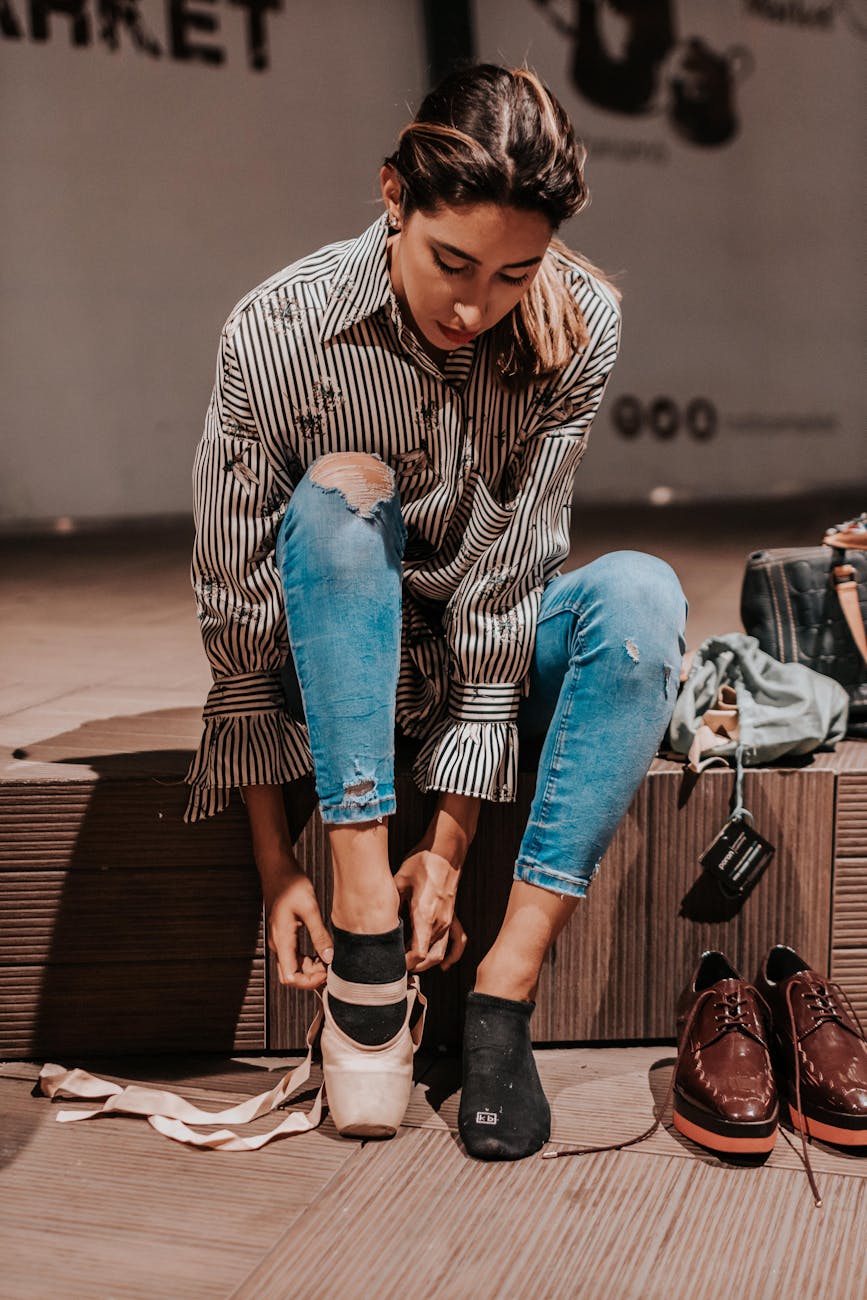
[184,214,620,822]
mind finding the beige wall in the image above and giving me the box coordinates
[0,0,426,522]
[2,0,864,522]
[476,0,867,504]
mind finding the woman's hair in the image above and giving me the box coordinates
[384,63,620,389]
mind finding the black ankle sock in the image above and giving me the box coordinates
[458,991,550,1161]
[328,923,407,1046]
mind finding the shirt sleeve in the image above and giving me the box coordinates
[183,320,313,822]
[412,302,621,803]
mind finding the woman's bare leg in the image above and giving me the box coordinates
[473,881,577,1002]
[328,819,400,932]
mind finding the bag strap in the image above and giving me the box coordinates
[823,517,867,666]
[832,565,867,665]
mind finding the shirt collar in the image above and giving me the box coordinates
[319,213,395,345]
[318,212,478,389]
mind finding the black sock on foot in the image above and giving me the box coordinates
[328,923,407,1046]
[459,991,551,1160]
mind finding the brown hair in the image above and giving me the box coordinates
[384,64,620,389]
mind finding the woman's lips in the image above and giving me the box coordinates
[437,322,478,345]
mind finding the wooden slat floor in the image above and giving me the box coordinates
[2,1046,866,1299]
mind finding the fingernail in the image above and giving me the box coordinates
[322,947,334,964]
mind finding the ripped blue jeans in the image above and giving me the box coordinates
[275,458,687,899]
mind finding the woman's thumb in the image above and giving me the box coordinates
[302,904,333,965]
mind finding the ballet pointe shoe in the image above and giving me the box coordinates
[320,969,426,1139]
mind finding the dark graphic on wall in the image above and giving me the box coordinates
[745,0,867,35]
[612,397,839,441]
[531,0,753,147]
[612,395,718,440]
[0,0,281,69]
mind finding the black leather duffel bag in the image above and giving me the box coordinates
[741,514,867,737]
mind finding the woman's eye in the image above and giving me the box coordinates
[500,272,531,287]
[432,250,466,277]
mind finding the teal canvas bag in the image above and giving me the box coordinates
[668,632,849,777]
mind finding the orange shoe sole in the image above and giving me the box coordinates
[673,1106,778,1155]
[788,1104,867,1147]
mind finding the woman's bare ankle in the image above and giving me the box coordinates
[329,819,400,933]
[331,893,401,934]
[473,951,539,1003]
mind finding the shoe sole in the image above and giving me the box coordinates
[673,1093,778,1154]
[336,1122,397,1140]
[788,1103,867,1147]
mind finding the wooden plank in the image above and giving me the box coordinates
[0,781,255,871]
[836,774,867,859]
[831,773,867,1021]
[0,869,263,964]
[0,1073,356,1300]
[533,783,648,1041]
[404,1047,867,1182]
[644,767,835,1037]
[831,860,867,945]
[271,764,839,1049]
[830,950,867,1026]
[269,771,648,1049]
[232,1126,867,1300]
[0,1053,321,1104]
[1,960,265,1056]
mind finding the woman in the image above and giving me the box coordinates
[185,63,687,1159]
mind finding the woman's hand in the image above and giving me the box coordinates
[394,847,467,972]
[241,784,333,990]
[394,792,480,972]
[260,860,334,990]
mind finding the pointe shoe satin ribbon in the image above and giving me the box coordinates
[35,975,426,1151]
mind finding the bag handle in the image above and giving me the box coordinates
[831,564,867,664]
[824,516,867,666]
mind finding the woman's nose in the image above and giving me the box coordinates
[453,301,484,332]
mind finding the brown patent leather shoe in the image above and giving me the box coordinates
[756,945,867,1147]
[673,951,778,1155]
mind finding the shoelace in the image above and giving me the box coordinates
[712,990,763,1039]
[784,977,867,1208]
[541,986,739,1162]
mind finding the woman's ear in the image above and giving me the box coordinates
[379,165,403,228]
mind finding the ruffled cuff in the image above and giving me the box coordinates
[410,716,520,803]
[184,674,313,823]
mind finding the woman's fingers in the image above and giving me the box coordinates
[276,941,327,989]
[265,870,334,987]
[405,911,435,970]
[441,914,468,971]
[295,890,334,966]
[408,911,467,972]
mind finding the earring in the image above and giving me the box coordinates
[389,212,402,232]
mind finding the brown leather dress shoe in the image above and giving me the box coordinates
[756,945,867,1147]
[673,951,778,1155]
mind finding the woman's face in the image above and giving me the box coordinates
[381,169,553,360]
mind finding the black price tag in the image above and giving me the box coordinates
[699,815,775,899]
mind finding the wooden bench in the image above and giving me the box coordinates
[2,742,865,1058]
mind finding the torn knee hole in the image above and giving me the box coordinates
[624,638,640,663]
[309,454,395,518]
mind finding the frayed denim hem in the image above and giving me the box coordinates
[318,790,397,825]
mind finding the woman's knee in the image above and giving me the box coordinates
[586,550,684,616]
[577,550,687,660]
[305,452,398,519]
[278,451,405,571]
